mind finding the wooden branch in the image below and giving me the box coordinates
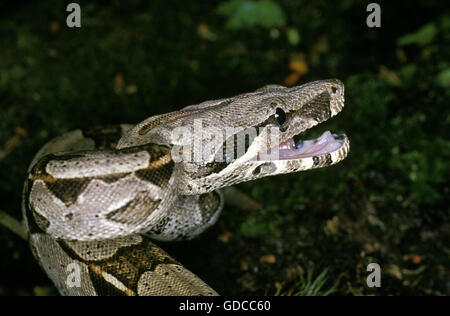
[222,187,263,212]
[0,210,27,241]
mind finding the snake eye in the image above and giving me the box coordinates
[275,108,286,126]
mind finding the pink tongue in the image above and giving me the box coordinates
[259,131,340,160]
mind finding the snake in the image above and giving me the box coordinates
[22,79,349,296]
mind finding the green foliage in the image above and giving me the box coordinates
[436,68,450,87]
[286,28,300,46]
[397,64,417,86]
[397,22,437,46]
[239,205,280,238]
[277,268,335,296]
[296,268,334,296]
[216,0,286,30]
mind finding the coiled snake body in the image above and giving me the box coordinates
[22,79,349,295]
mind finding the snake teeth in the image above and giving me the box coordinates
[293,134,304,149]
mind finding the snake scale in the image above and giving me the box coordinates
[22,79,349,296]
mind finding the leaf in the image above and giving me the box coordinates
[379,66,402,87]
[397,23,437,47]
[287,28,300,46]
[216,0,286,30]
[436,68,450,87]
[398,64,417,84]
[289,59,308,74]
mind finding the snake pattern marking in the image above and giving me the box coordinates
[22,79,349,296]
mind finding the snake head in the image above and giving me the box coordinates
[118,79,349,195]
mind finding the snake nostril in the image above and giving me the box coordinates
[252,166,261,176]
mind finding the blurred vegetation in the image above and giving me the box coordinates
[274,268,335,296]
[0,0,448,295]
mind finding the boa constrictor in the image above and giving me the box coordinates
[22,79,349,296]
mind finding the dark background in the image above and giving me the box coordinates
[0,0,448,295]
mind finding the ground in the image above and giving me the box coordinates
[0,0,448,295]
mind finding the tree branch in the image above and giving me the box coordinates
[0,210,27,241]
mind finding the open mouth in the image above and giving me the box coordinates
[258,130,347,161]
